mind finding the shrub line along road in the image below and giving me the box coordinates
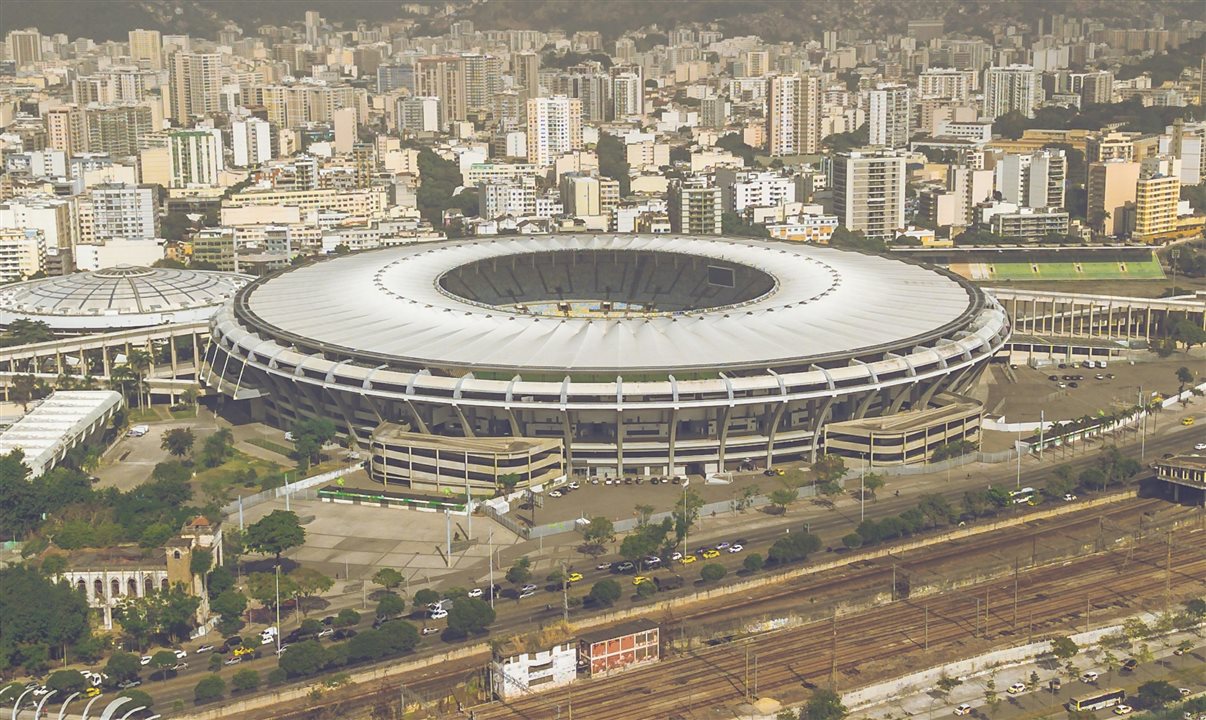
[136,422,1200,716]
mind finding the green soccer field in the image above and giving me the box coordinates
[984,260,1165,281]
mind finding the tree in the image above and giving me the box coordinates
[768,486,799,513]
[372,568,404,592]
[150,649,177,679]
[1176,366,1195,396]
[863,473,885,500]
[841,533,863,550]
[0,565,90,671]
[984,674,1000,712]
[290,417,337,470]
[412,588,440,612]
[1077,467,1107,491]
[596,132,631,195]
[767,532,822,564]
[105,652,142,683]
[743,553,765,573]
[1135,680,1180,709]
[160,428,195,458]
[335,608,361,628]
[194,674,226,703]
[505,556,532,585]
[1186,597,1206,618]
[199,428,234,468]
[377,620,421,655]
[445,597,496,637]
[376,593,406,619]
[10,374,36,411]
[125,349,152,410]
[246,572,297,614]
[290,567,334,613]
[117,689,152,710]
[582,516,616,546]
[635,579,657,599]
[497,473,521,491]
[231,668,260,692]
[811,454,847,488]
[46,669,87,695]
[801,688,848,720]
[588,579,622,607]
[672,488,705,545]
[1050,636,1079,660]
[700,563,726,583]
[278,640,328,678]
[245,510,305,565]
[211,590,248,631]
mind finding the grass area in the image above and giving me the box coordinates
[127,407,165,423]
[247,437,295,458]
[984,261,1166,281]
[169,407,197,420]
[193,450,286,502]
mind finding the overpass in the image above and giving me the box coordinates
[0,321,209,379]
[987,288,1205,341]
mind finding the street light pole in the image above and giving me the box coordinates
[860,453,865,523]
[274,565,281,655]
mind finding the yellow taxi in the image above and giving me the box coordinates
[632,575,652,586]
[702,549,721,559]
[84,687,101,698]
[679,554,697,565]
[566,571,583,583]
[1182,416,1195,426]
[233,646,255,658]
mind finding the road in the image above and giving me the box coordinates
[107,420,1202,716]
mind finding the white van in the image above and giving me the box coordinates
[127,424,150,437]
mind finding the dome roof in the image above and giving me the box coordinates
[0,265,251,331]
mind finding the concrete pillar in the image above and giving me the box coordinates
[667,408,678,475]
[615,411,624,475]
[170,335,179,378]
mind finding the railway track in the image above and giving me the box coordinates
[471,528,1206,719]
[245,498,1195,720]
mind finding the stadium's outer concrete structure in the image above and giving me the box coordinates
[204,236,1010,476]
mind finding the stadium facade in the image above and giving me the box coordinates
[204,236,1010,476]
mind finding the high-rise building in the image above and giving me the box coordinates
[168,130,224,187]
[333,107,357,155]
[612,70,644,119]
[916,68,973,101]
[766,74,822,157]
[669,179,723,235]
[0,228,46,282]
[168,52,222,124]
[87,183,158,240]
[1080,71,1113,106]
[377,64,415,94]
[397,97,441,133]
[526,96,582,166]
[983,64,1041,119]
[744,50,770,78]
[127,29,162,70]
[0,196,74,252]
[1133,157,1182,242]
[463,53,503,112]
[304,11,323,46]
[231,117,272,167]
[994,149,1067,209]
[86,105,154,158]
[514,51,542,106]
[1087,160,1140,236]
[415,56,467,128]
[6,29,42,67]
[701,96,730,129]
[832,148,907,240]
[868,84,911,149]
[46,105,88,156]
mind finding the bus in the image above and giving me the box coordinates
[1009,487,1036,505]
[1067,688,1126,712]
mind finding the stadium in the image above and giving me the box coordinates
[204,235,1011,479]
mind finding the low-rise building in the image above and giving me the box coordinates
[578,618,661,678]
[491,636,577,700]
[1153,454,1206,506]
[0,391,123,477]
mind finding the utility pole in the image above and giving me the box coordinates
[975,597,981,638]
[829,608,837,688]
[1086,594,1091,633]
[891,563,896,601]
[984,586,990,639]
[562,560,569,625]
[745,645,751,702]
[274,564,281,655]
[445,509,452,567]
[1165,531,1172,615]
[924,602,929,651]
[1013,558,1019,629]
[488,531,495,609]
[860,453,865,522]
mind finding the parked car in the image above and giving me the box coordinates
[421,627,440,636]
[954,704,973,716]
[139,655,152,666]
[1081,671,1099,683]
[174,649,188,659]
[1008,682,1026,694]
[428,608,448,620]
[468,587,484,598]
[548,490,563,498]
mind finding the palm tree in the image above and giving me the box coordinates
[126,348,152,409]
[181,387,199,416]
[109,365,140,408]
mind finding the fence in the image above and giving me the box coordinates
[221,463,362,518]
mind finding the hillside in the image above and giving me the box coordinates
[2,0,1202,44]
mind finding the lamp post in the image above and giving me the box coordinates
[859,453,866,522]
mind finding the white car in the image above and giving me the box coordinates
[520,583,538,593]
[467,588,483,598]
[1114,705,1133,716]
[31,686,50,697]
[643,555,661,567]
[548,490,563,498]
[1195,443,1206,450]
[568,481,580,490]
[195,644,215,654]
[116,680,141,689]
[954,704,973,716]
[1007,682,1026,694]
[174,649,187,659]
[170,662,188,671]
[1063,493,1078,502]
[139,655,152,666]
[421,627,440,636]
[1081,671,1099,683]
[728,544,744,553]
[224,657,242,666]
[317,628,335,638]
[519,589,536,599]
[669,551,683,561]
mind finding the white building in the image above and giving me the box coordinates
[526,96,583,166]
[868,84,911,149]
[832,148,907,240]
[86,183,158,240]
[0,196,74,252]
[73,238,166,271]
[917,69,973,101]
[994,149,1067,210]
[612,71,644,119]
[169,129,224,187]
[491,641,577,700]
[715,169,797,213]
[983,65,1041,120]
[766,74,822,157]
[0,391,124,478]
[935,120,994,143]
[232,117,272,167]
[0,228,46,282]
[397,96,441,134]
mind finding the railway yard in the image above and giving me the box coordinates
[248,495,1206,720]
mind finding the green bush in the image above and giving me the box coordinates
[193,674,226,703]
